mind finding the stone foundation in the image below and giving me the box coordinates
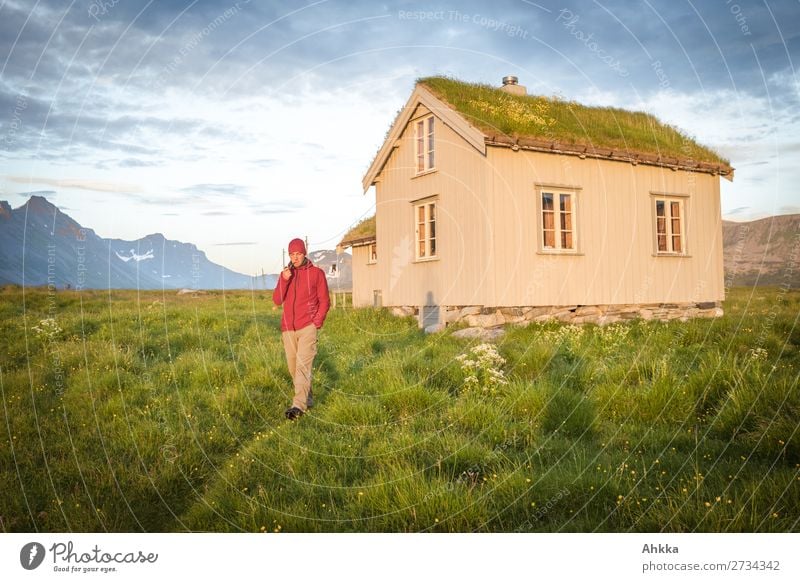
[391,302,723,329]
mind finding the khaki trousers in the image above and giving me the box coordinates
[281,324,318,411]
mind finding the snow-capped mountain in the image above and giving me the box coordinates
[308,249,352,291]
[0,195,268,290]
[114,249,155,263]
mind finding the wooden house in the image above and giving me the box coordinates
[340,76,733,328]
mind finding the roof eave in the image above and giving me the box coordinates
[338,234,376,249]
[485,137,733,179]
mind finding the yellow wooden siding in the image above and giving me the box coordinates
[373,110,493,308]
[363,112,724,309]
[351,246,381,307]
[486,147,724,306]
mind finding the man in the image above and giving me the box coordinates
[272,238,330,420]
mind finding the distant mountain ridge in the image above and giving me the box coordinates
[722,214,800,287]
[0,195,274,290]
[3,195,794,292]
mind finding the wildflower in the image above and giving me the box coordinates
[456,343,508,394]
[32,318,63,341]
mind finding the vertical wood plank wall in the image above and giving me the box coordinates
[353,109,724,309]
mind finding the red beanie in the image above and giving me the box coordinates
[288,238,306,254]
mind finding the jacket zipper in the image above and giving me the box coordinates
[291,270,297,331]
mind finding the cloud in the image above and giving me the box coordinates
[249,158,281,167]
[120,158,163,168]
[0,88,215,159]
[6,176,141,193]
[777,205,800,216]
[249,200,305,214]
[212,241,257,246]
[722,207,772,222]
[94,157,164,170]
[735,160,770,167]
[181,183,250,197]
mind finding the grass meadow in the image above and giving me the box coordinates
[1,285,798,532]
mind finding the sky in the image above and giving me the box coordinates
[1,0,798,275]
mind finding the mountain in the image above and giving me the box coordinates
[0,195,271,290]
[308,249,352,292]
[723,214,800,287]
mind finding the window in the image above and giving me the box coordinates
[367,243,377,264]
[415,200,437,260]
[415,115,435,173]
[540,190,576,252]
[653,197,685,254]
[328,263,338,277]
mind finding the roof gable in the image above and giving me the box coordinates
[362,84,486,191]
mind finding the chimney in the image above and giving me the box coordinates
[499,75,526,96]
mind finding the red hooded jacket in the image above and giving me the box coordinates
[272,259,330,331]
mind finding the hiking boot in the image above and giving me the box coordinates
[285,406,304,421]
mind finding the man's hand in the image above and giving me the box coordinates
[281,267,292,281]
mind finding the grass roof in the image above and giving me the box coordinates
[339,215,375,247]
[418,76,729,167]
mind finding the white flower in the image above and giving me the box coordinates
[457,343,507,393]
[32,318,62,340]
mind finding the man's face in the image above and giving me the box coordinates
[289,251,305,268]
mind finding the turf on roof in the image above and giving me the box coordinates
[418,76,729,166]
[340,215,375,246]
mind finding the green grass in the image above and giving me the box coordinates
[419,76,729,166]
[0,285,797,532]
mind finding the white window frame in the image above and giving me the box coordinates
[651,194,687,256]
[536,186,579,253]
[415,115,435,174]
[413,197,438,261]
[367,243,377,264]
